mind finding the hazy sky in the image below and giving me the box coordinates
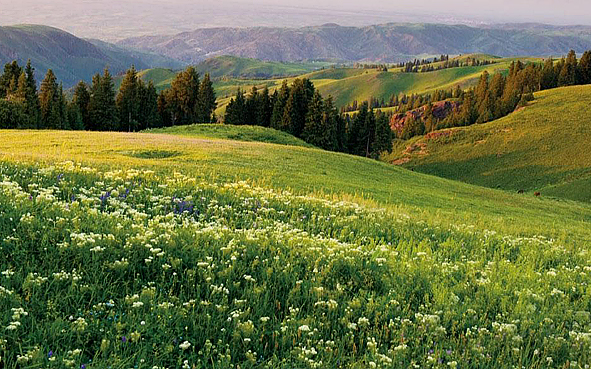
[248,0,591,24]
[0,0,589,41]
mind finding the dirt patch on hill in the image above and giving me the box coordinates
[404,143,429,156]
[393,142,429,166]
[391,157,411,165]
[425,129,457,141]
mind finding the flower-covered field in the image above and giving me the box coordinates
[0,160,590,369]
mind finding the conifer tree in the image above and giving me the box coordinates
[372,112,393,158]
[167,66,200,125]
[0,61,23,99]
[138,81,161,129]
[197,73,216,123]
[116,66,140,131]
[271,80,289,129]
[558,50,577,86]
[257,86,272,127]
[39,69,63,129]
[302,90,326,148]
[578,51,591,85]
[224,89,246,125]
[348,103,368,155]
[72,81,90,130]
[540,58,556,90]
[22,61,41,128]
[88,68,118,131]
[157,91,172,127]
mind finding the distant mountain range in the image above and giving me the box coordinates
[3,23,591,88]
[0,25,183,86]
[117,23,591,64]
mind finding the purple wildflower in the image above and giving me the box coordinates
[121,336,127,343]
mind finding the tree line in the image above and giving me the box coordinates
[0,62,217,131]
[395,50,591,140]
[223,79,393,158]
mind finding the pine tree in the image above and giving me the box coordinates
[88,68,118,131]
[116,66,140,131]
[347,103,368,155]
[73,81,90,130]
[167,66,200,125]
[372,112,393,158]
[578,51,591,85]
[540,58,556,90]
[271,81,289,129]
[224,89,246,125]
[157,91,172,127]
[302,90,326,148]
[558,50,577,86]
[0,61,23,99]
[257,86,272,127]
[244,86,259,125]
[138,81,161,129]
[66,101,84,130]
[23,61,41,128]
[196,73,216,123]
[39,69,62,129]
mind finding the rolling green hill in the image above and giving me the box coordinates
[194,56,332,79]
[1,127,591,368]
[146,124,313,147]
[311,57,537,108]
[385,85,591,202]
[210,55,536,116]
[0,24,182,86]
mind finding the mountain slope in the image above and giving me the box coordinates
[385,85,591,202]
[0,24,183,86]
[117,22,591,64]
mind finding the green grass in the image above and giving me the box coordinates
[195,55,333,79]
[384,85,591,202]
[1,127,590,368]
[146,124,313,147]
[213,55,541,116]
[313,58,534,108]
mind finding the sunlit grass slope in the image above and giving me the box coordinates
[146,124,313,147]
[1,127,591,368]
[385,85,591,202]
[0,128,590,242]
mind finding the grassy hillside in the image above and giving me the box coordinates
[212,55,539,116]
[194,56,332,79]
[312,57,536,108]
[1,128,591,368]
[385,85,591,202]
[146,124,313,147]
[0,24,182,87]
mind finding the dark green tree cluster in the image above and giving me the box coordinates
[157,67,217,126]
[224,79,391,157]
[1,61,217,131]
[346,103,392,158]
[399,56,494,73]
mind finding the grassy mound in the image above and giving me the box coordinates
[1,129,590,368]
[385,85,591,202]
[146,124,313,148]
